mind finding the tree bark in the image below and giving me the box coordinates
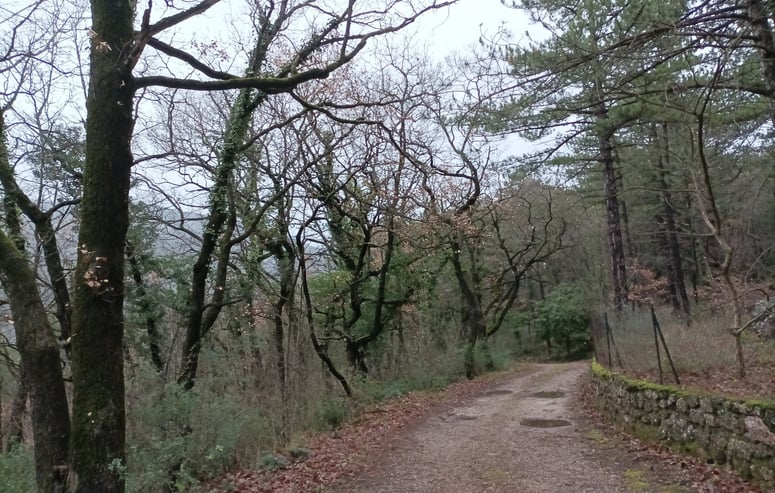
[272,237,295,441]
[655,123,690,315]
[0,229,70,493]
[595,93,628,310]
[69,1,135,489]
[450,237,486,379]
[614,162,635,259]
[0,111,73,353]
[273,236,296,398]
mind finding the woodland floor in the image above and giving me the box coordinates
[206,362,761,493]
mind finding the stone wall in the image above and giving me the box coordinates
[590,361,775,488]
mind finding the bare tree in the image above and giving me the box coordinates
[68,1,456,490]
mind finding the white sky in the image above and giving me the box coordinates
[416,0,534,57]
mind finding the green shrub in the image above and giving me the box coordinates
[124,365,270,493]
[287,447,313,460]
[312,397,348,431]
[258,453,288,471]
[0,445,35,493]
[532,284,592,359]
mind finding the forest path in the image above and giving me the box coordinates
[211,362,753,492]
[328,361,635,493]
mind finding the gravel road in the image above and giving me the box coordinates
[330,361,634,493]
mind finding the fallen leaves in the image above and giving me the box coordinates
[202,370,513,493]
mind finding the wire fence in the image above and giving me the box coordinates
[591,304,774,384]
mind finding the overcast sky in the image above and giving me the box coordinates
[412,0,534,57]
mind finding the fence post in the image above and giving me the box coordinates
[604,312,624,369]
[650,305,664,384]
[651,307,681,385]
[604,312,612,368]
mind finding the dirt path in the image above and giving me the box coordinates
[209,361,755,492]
[329,361,633,493]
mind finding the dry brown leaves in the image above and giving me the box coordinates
[201,372,511,493]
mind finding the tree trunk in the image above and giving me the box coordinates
[1,107,71,492]
[0,229,70,493]
[596,94,628,310]
[272,242,295,442]
[450,239,486,378]
[273,299,287,398]
[296,235,352,397]
[614,161,635,259]
[0,111,73,354]
[655,124,690,315]
[246,298,264,383]
[6,366,27,449]
[179,87,257,390]
[747,0,775,128]
[272,241,295,400]
[69,1,135,489]
[342,215,399,374]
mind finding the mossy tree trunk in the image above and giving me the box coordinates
[450,236,487,379]
[179,86,256,390]
[0,115,74,352]
[69,0,135,490]
[0,228,71,492]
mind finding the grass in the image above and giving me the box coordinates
[0,445,34,493]
[597,305,775,376]
[624,468,650,492]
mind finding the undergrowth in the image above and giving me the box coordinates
[0,445,34,493]
[0,321,528,492]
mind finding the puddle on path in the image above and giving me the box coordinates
[519,418,572,428]
[528,390,566,398]
[483,389,514,396]
[454,415,479,421]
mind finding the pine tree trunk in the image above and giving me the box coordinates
[655,124,690,315]
[597,110,628,309]
[613,159,635,259]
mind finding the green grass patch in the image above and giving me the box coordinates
[0,445,35,493]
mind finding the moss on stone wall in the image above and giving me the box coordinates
[590,361,775,489]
